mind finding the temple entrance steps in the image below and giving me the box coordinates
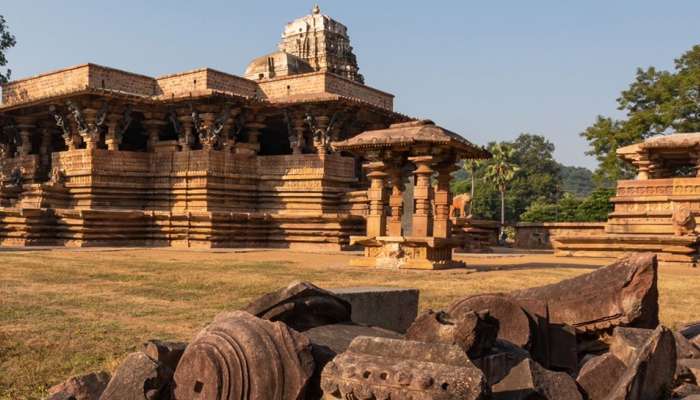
[552,233,699,267]
[604,211,677,235]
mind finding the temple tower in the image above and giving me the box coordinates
[278,5,364,83]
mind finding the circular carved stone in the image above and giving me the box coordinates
[173,311,314,400]
[448,294,533,349]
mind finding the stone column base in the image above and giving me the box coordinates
[349,235,466,270]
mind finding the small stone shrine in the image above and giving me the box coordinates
[333,120,491,269]
[554,132,700,267]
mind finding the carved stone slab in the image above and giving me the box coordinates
[320,336,489,400]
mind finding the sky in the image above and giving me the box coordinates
[3,1,700,169]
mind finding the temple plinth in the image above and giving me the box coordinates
[334,120,491,269]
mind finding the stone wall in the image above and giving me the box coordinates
[515,222,606,249]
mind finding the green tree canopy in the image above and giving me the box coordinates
[0,15,16,84]
[582,45,700,186]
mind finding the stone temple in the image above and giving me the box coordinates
[0,6,486,255]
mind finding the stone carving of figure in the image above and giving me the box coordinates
[9,167,23,187]
[305,112,339,154]
[49,167,65,187]
[49,105,74,149]
[672,206,696,236]
[451,193,472,218]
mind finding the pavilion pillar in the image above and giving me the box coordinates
[387,167,404,236]
[291,114,305,155]
[177,116,194,151]
[365,161,388,238]
[410,155,434,237]
[222,108,239,154]
[314,115,330,155]
[39,125,53,173]
[237,115,264,155]
[105,114,122,151]
[81,108,102,151]
[434,163,458,238]
[635,151,651,180]
[15,118,36,156]
[144,114,166,152]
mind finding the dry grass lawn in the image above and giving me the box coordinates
[1,248,699,399]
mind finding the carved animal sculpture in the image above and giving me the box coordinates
[452,193,471,218]
[672,207,696,236]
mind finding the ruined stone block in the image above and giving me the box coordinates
[448,293,533,350]
[100,352,172,400]
[472,339,530,387]
[679,359,700,385]
[320,336,489,400]
[491,358,582,400]
[173,310,314,400]
[141,339,187,372]
[46,371,110,400]
[512,253,659,333]
[606,326,677,400]
[331,286,419,333]
[244,281,351,332]
[576,353,627,400]
[405,309,498,359]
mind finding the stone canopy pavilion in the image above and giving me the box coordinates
[0,7,486,252]
[334,120,491,269]
[553,132,700,267]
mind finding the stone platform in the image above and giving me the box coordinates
[349,235,466,270]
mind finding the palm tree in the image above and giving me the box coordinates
[484,143,519,242]
[464,159,481,216]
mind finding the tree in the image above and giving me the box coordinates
[0,15,16,84]
[464,159,481,215]
[560,165,595,197]
[484,143,518,237]
[582,45,700,186]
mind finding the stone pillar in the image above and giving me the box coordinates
[199,112,217,151]
[39,125,53,173]
[635,151,651,180]
[291,114,305,155]
[143,114,166,152]
[178,116,194,151]
[387,167,404,236]
[237,115,264,156]
[434,164,458,238]
[81,108,100,151]
[314,115,330,155]
[365,161,388,238]
[222,108,240,153]
[409,155,434,237]
[105,114,122,151]
[15,117,36,156]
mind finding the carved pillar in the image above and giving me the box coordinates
[365,161,388,238]
[387,167,404,236]
[635,151,651,180]
[237,115,264,155]
[199,112,217,151]
[410,155,434,237]
[39,125,53,174]
[222,108,240,153]
[177,115,194,151]
[80,108,102,150]
[15,117,36,156]
[143,113,166,152]
[105,114,121,151]
[291,113,306,155]
[314,115,330,155]
[434,163,458,238]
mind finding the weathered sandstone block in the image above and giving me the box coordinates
[491,358,582,400]
[405,309,498,359]
[100,352,172,400]
[244,281,351,332]
[331,286,419,333]
[607,326,676,400]
[47,371,110,400]
[575,353,627,400]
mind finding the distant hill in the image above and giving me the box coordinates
[560,165,595,197]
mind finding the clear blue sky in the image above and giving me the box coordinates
[3,1,700,169]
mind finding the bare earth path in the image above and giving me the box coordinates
[1,248,699,399]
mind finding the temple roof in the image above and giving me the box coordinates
[333,120,491,159]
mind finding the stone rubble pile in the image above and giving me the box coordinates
[47,253,700,400]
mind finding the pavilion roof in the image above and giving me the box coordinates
[332,120,491,159]
[617,133,700,162]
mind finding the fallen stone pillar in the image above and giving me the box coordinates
[173,311,315,400]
